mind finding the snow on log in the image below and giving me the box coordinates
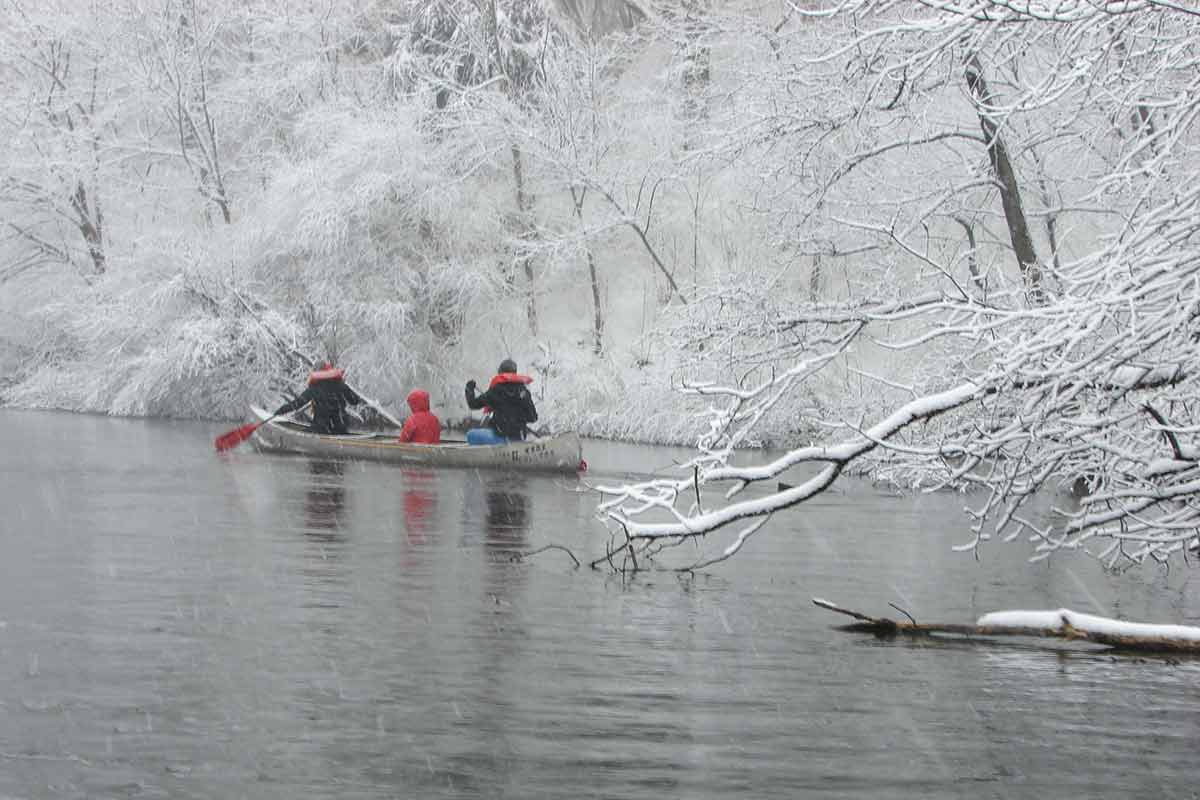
[814,599,1200,653]
[975,610,1200,650]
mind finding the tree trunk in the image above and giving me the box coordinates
[1111,27,1160,157]
[71,180,105,275]
[678,0,711,149]
[570,186,603,355]
[809,252,822,301]
[953,216,984,293]
[482,0,540,335]
[511,145,539,336]
[587,251,603,354]
[964,54,1043,305]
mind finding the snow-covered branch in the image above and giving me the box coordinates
[594,1,1200,571]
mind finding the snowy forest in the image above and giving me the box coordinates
[4,1,1200,569]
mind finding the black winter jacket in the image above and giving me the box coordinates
[275,379,361,434]
[465,380,538,440]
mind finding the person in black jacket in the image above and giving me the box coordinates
[465,358,538,444]
[274,364,361,435]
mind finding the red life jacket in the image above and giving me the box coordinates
[308,366,345,385]
[488,373,533,388]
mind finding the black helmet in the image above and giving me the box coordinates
[498,358,517,374]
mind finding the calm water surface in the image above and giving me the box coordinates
[2,410,1199,798]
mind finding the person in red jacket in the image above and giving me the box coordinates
[398,389,441,444]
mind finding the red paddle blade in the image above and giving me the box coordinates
[214,421,262,452]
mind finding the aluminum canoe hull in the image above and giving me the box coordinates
[248,407,582,474]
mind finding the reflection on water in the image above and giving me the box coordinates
[299,459,349,606]
[458,473,531,554]
[458,473,532,608]
[401,468,437,546]
[483,477,529,554]
[2,411,1200,799]
[303,459,347,542]
[444,474,534,790]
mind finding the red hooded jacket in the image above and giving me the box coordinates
[399,389,441,444]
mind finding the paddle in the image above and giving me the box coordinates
[214,414,277,453]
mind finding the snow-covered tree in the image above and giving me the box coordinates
[597,1,1200,571]
[0,2,120,280]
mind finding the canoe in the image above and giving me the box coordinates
[247,407,584,474]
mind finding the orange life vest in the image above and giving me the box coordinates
[308,366,345,385]
[488,373,533,388]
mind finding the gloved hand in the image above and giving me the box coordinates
[466,379,477,392]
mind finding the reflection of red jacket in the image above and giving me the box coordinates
[399,389,441,444]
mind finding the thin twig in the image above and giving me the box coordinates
[513,544,580,568]
[625,539,638,572]
[889,602,918,625]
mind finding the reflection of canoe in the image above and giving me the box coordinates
[248,407,583,474]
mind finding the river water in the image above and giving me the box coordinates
[1,410,1198,799]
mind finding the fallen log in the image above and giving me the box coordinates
[813,598,1200,654]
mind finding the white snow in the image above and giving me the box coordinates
[976,609,1200,642]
